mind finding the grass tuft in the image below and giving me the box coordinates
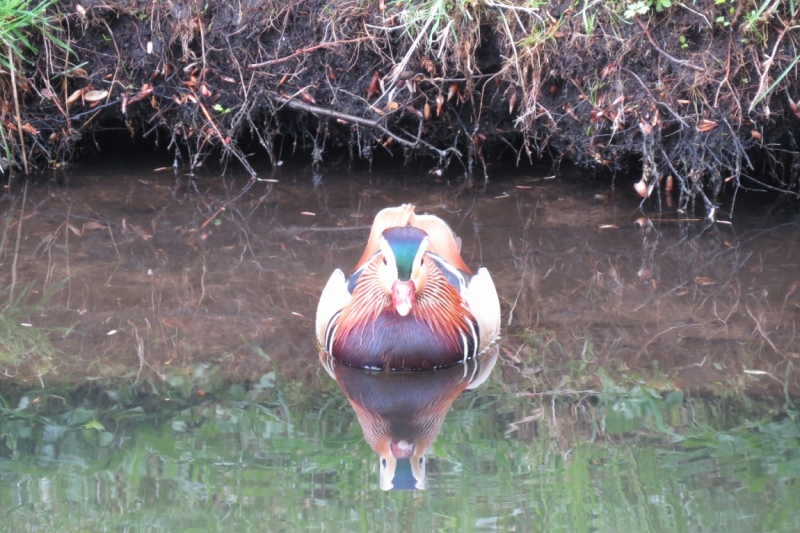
[0,0,67,70]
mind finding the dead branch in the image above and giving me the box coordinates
[622,68,688,127]
[248,37,369,68]
[269,93,455,159]
[746,305,787,357]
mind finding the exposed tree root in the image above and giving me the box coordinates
[0,0,799,216]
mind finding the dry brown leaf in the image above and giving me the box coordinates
[67,223,83,237]
[366,71,380,100]
[405,105,422,118]
[447,82,459,102]
[84,89,109,102]
[695,276,716,286]
[786,280,798,300]
[565,105,578,120]
[83,221,106,231]
[130,225,153,241]
[697,119,718,132]
[651,109,660,126]
[634,179,648,198]
[66,89,84,105]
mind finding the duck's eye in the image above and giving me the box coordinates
[420,257,424,266]
[381,458,387,468]
[382,257,388,266]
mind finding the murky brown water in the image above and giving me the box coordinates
[2,160,798,395]
[2,160,800,531]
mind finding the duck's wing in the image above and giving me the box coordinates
[411,213,472,275]
[316,268,351,345]
[464,267,501,352]
[354,204,416,270]
[464,344,499,389]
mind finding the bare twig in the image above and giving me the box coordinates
[713,35,733,109]
[635,17,705,72]
[749,23,800,112]
[248,37,369,68]
[658,147,691,197]
[7,181,28,307]
[7,44,29,175]
[676,2,712,28]
[746,305,787,356]
[622,68,689,127]
[635,323,701,359]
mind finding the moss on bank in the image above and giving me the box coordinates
[1,0,799,213]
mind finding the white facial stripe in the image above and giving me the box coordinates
[378,236,398,276]
[412,237,428,270]
[379,236,395,263]
[380,455,396,491]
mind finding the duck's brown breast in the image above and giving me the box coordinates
[331,311,474,370]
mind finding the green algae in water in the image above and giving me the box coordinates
[0,381,799,533]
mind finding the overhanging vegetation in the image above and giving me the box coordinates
[0,0,799,214]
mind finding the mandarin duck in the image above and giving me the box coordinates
[320,345,499,490]
[316,204,500,371]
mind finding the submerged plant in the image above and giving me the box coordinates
[0,278,68,371]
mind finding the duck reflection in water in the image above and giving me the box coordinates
[320,345,499,490]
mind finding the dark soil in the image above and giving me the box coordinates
[2,0,800,214]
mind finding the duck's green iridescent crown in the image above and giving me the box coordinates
[382,226,427,280]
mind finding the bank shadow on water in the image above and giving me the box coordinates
[0,361,798,532]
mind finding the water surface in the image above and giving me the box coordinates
[0,161,799,531]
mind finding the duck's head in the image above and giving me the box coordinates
[376,437,427,491]
[377,226,429,317]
